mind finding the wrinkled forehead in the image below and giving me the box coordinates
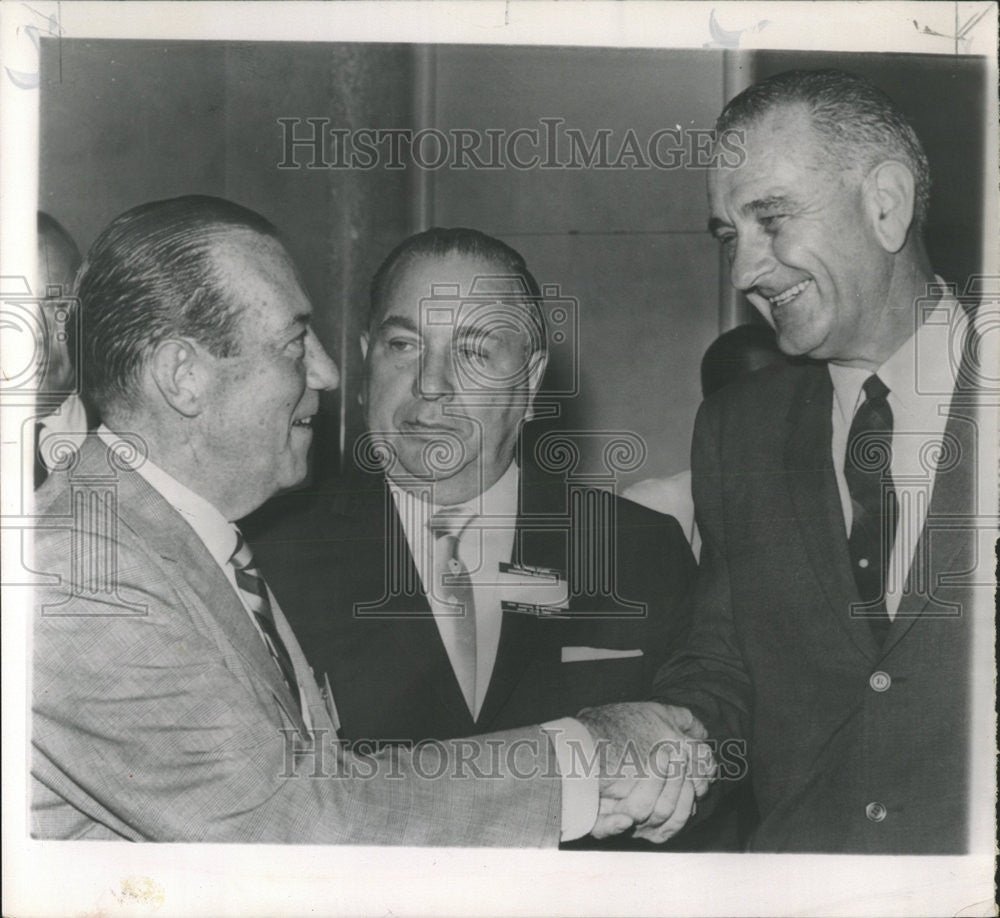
[708,106,830,204]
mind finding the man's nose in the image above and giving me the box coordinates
[305,329,340,390]
[729,228,775,292]
[414,345,454,400]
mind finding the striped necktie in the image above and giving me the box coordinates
[429,507,478,714]
[229,529,301,711]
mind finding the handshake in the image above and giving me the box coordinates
[577,702,718,843]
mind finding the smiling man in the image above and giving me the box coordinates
[248,228,713,845]
[31,198,597,844]
[582,69,983,852]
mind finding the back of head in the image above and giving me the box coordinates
[701,323,786,398]
[368,226,546,355]
[717,69,931,232]
[76,195,279,419]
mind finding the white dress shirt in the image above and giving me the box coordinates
[389,462,518,720]
[828,290,967,619]
[38,392,89,471]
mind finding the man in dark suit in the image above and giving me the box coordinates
[250,227,698,749]
[580,69,987,852]
[32,197,645,845]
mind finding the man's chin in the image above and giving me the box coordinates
[385,435,471,481]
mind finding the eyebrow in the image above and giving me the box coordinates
[745,194,795,215]
[708,194,797,235]
[278,312,311,336]
[376,314,419,335]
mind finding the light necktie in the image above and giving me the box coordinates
[844,374,898,643]
[229,529,301,712]
[429,507,478,714]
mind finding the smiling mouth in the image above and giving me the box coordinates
[767,279,811,308]
[399,421,459,436]
[292,415,315,430]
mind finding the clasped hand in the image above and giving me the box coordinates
[577,701,716,843]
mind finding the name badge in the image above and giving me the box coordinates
[498,563,570,617]
[498,561,562,581]
[501,600,572,618]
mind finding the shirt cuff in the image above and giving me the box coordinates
[541,716,599,841]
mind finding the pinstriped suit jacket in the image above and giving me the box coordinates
[31,435,562,844]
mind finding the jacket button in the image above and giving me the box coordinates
[869,671,891,692]
[865,801,887,822]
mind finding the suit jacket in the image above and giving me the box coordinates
[247,464,697,743]
[31,436,562,844]
[653,356,980,853]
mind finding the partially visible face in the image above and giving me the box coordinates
[198,231,340,517]
[362,252,545,505]
[37,226,81,393]
[708,105,891,364]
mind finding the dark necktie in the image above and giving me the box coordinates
[429,507,478,713]
[229,530,301,712]
[844,374,898,643]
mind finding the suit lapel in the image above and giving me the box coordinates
[367,481,476,733]
[884,336,980,650]
[476,469,561,728]
[783,371,880,661]
[92,438,310,733]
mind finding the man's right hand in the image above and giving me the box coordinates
[576,701,716,842]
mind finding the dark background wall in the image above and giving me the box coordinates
[39,41,986,487]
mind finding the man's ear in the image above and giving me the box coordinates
[149,338,204,417]
[864,160,916,254]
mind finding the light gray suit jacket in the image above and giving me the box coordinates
[31,435,562,844]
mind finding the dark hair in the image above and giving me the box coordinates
[368,226,546,355]
[701,323,785,398]
[76,195,279,414]
[718,69,931,231]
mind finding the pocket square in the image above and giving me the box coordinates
[561,646,643,663]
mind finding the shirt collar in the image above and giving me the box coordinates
[828,279,964,420]
[97,424,238,567]
[387,460,520,521]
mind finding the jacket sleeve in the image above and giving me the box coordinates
[31,521,562,846]
[650,398,753,752]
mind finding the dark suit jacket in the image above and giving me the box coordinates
[248,463,698,742]
[653,356,979,853]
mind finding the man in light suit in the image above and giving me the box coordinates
[32,196,674,844]
[584,69,987,852]
[248,228,698,756]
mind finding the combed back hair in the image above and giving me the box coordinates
[718,69,931,231]
[76,195,279,415]
[368,226,547,357]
